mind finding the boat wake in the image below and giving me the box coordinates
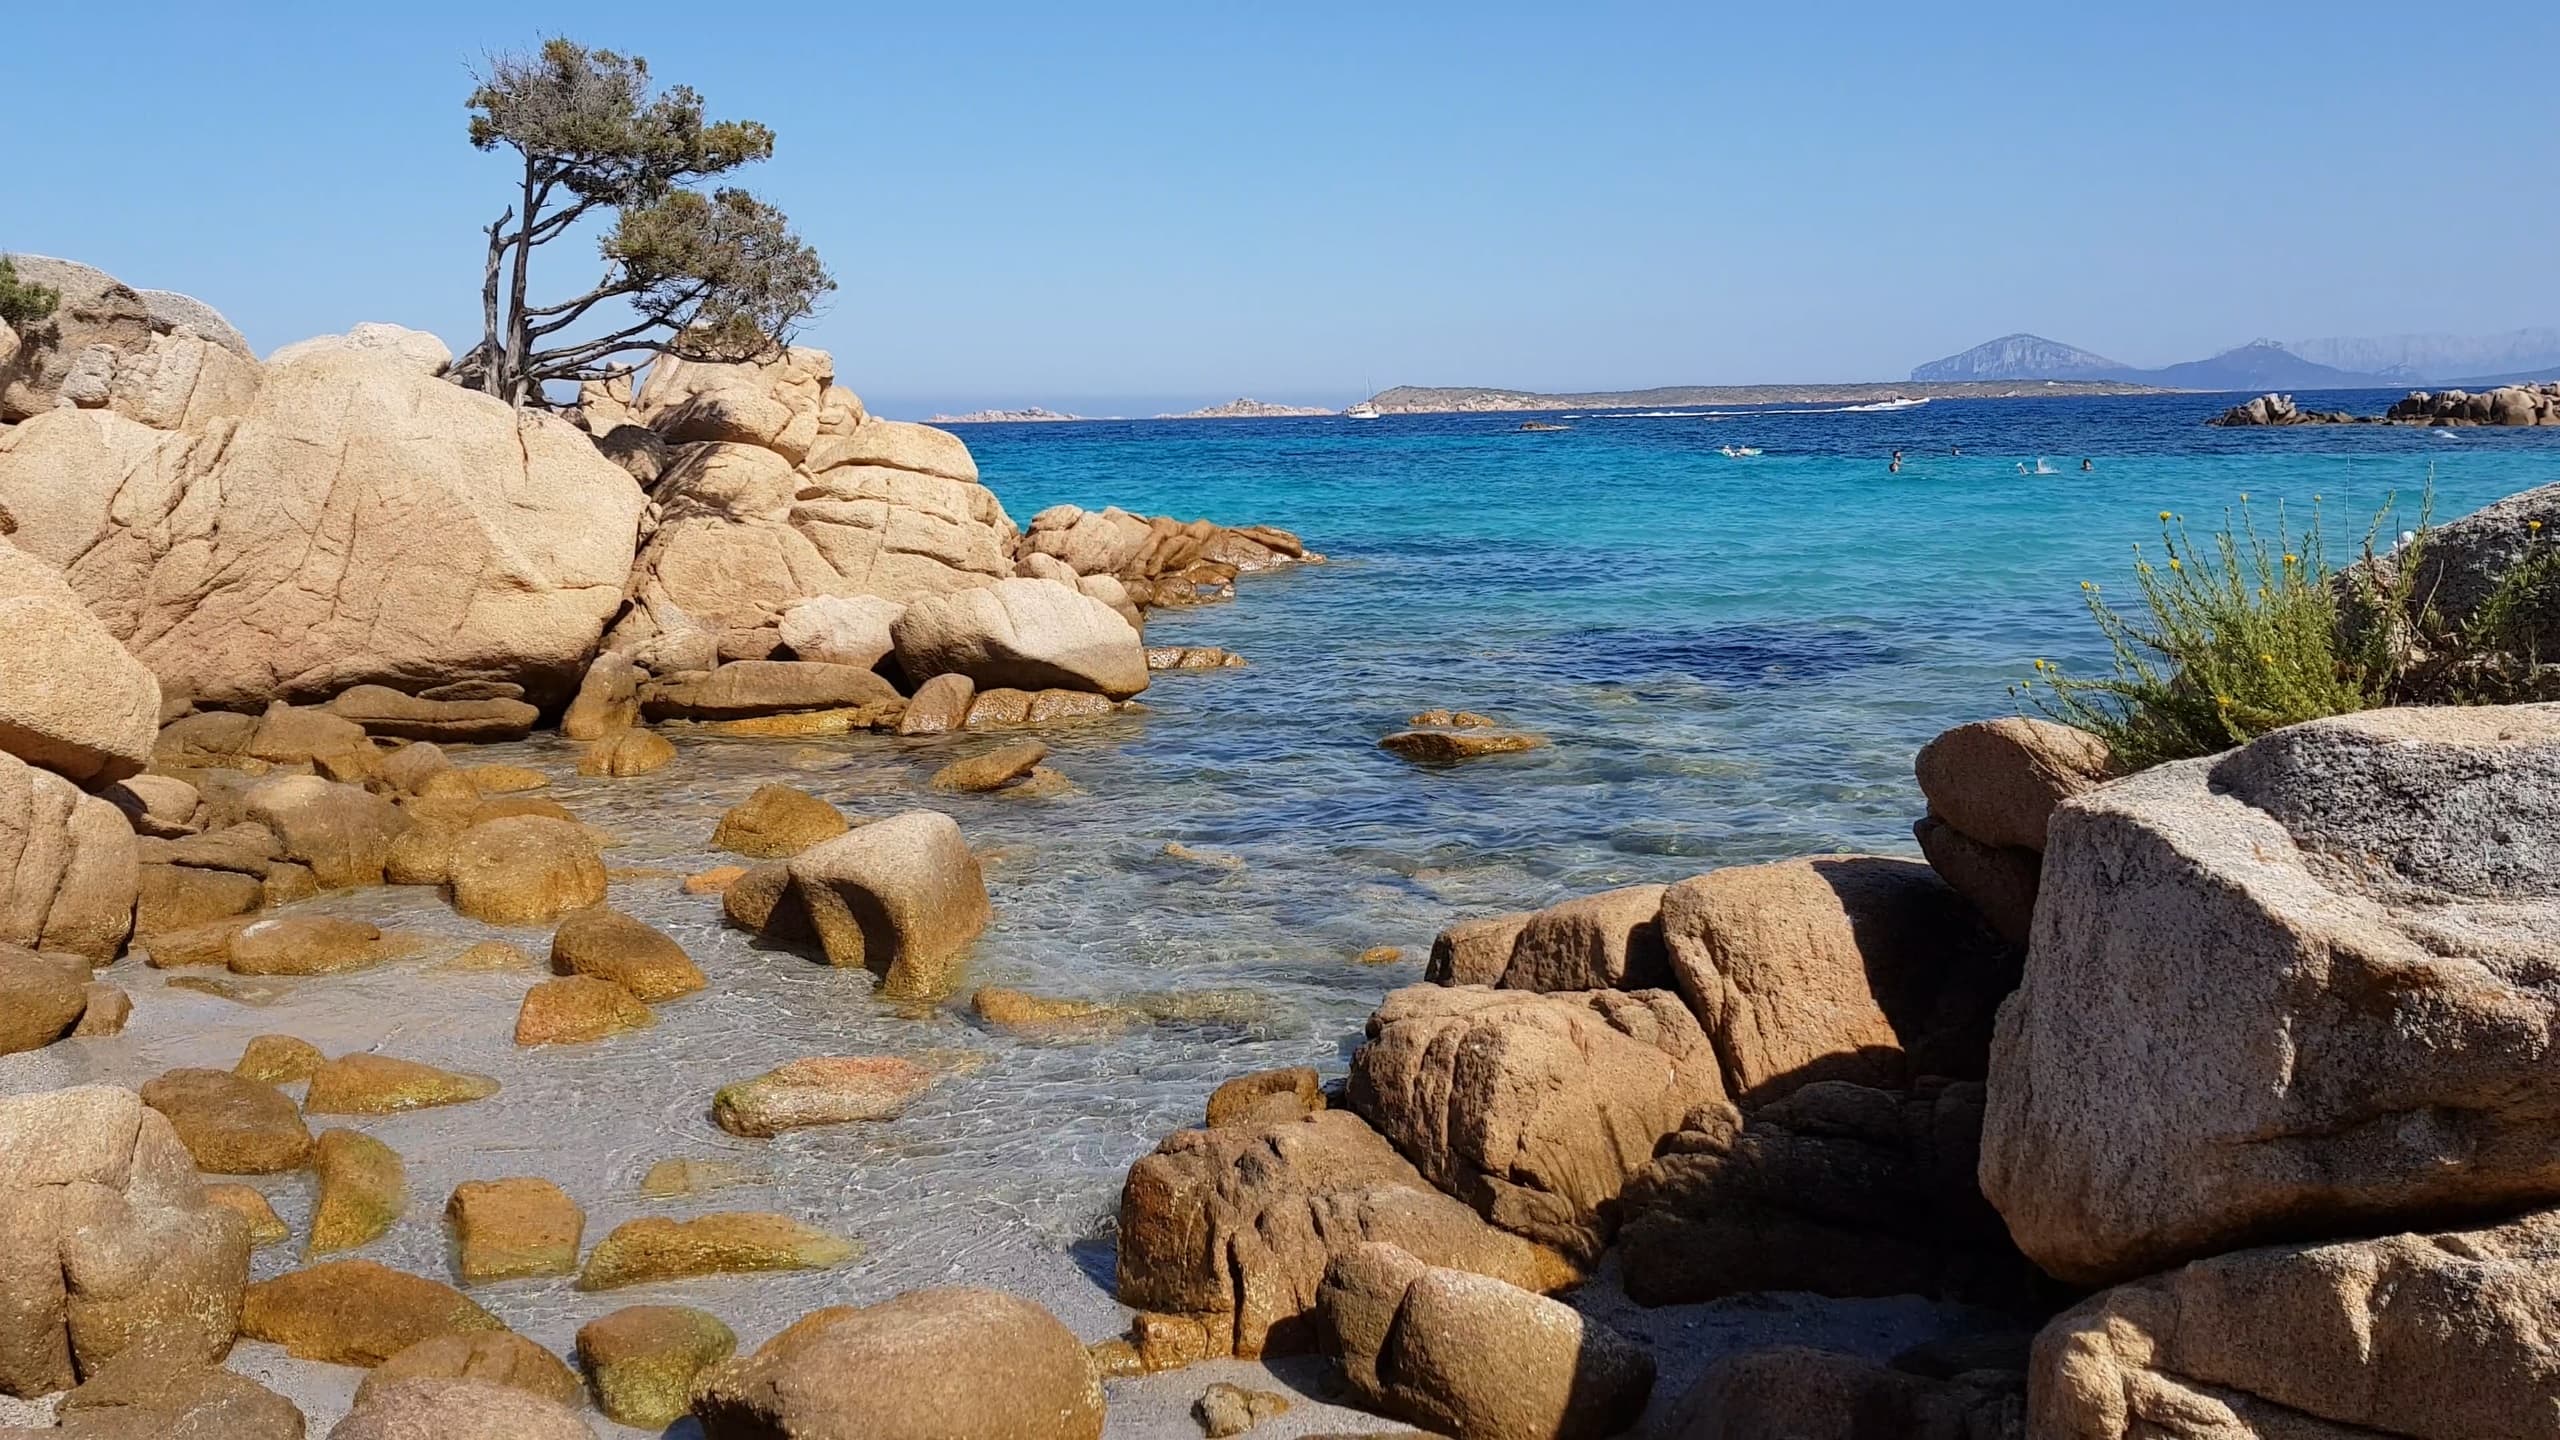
[1593,396,1932,420]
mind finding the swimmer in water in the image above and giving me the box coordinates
[2017,462,2029,475]
[1952,445,1962,456]
[2081,458,2094,472]
[1889,458,1902,474]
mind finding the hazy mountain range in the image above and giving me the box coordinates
[1913,330,2560,390]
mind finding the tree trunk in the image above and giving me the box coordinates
[503,161,541,407]
[477,214,508,398]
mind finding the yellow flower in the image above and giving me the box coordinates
[2260,653,2276,665]
[2238,492,2250,502]
[2217,694,2234,708]
[2534,519,2545,534]
[2284,553,2299,565]
[2158,510,2173,521]
[2034,658,2050,671]
[2169,558,2182,571]
[2080,580,2096,591]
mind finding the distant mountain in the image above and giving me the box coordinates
[2140,339,2397,392]
[1911,334,2127,383]
[929,406,1084,424]
[1912,335,2398,391]
[2441,365,2560,389]
[2292,328,2560,385]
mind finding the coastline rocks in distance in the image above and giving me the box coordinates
[2211,383,2560,427]
[0,538,160,784]
[1318,1241,1653,1440]
[0,1084,252,1395]
[1981,706,2560,1285]
[1018,504,1318,590]
[725,810,989,999]
[0,324,644,708]
[891,576,1150,699]
[1347,985,1723,1262]
[2208,393,2361,426]
[1115,1108,1578,1360]
[2031,1206,2560,1440]
[689,1288,1104,1440]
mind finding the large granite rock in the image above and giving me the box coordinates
[610,350,1014,663]
[2346,479,2560,660]
[1018,504,1316,591]
[890,576,1150,699]
[1616,1079,2041,1309]
[0,257,258,431]
[725,810,988,999]
[1662,856,2017,1106]
[1659,1345,2024,1440]
[0,540,159,785]
[0,327,644,707]
[1981,706,2560,1285]
[2032,1207,2560,1440]
[1115,1110,1577,1358]
[0,1085,251,1397]
[0,948,91,1056]
[1913,717,2112,946]
[690,1288,1103,1440]
[36,1348,306,1440]
[1347,985,1721,1261]
[329,1376,596,1440]
[1318,1242,1652,1440]
[0,751,139,961]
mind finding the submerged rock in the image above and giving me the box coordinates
[575,1212,856,1290]
[549,905,705,1002]
[240,1259,505,1365]
[1205,1067,1324,1128]
[356,1330,582,1410]
[577,727,674,777]
[927,738,1048,793]
[1320,1241,1653,1440]
[576,1304,737,1428]
[689,1288,1103,1440]
[139,1067,313,1174]
[329,1376,596,1440]
[308,1128,406,1255]
[1379,726,1545,762]
[225,915,416,976]
[445,816,606,924]
[302,1053,499,1115]
[710,782,849,858]
[515,974,656,1046]
[446,1177,584,1284]
[972,986,1136,1038]
[1982,706,2560,1284]
[713,1056,936,1137]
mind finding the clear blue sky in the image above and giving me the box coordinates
[13,2,2557,415]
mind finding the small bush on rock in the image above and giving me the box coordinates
[0,255,59,331]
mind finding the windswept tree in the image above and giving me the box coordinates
[0,256,60,332]
[460,39,833,406]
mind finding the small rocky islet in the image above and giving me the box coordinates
[2,258,2558,1438]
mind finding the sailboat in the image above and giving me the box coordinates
[1346,400,1382,421]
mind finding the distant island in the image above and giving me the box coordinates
[1912,329,2560,390]
[928,406,1086,424]
[1361,380,2156,414]
[1160,397,1337,419]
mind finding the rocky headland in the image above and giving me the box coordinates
[2212,382,2560,426]
[1160,398,1337,419]
[928,406,1087,424]
[2,255,2557,1440]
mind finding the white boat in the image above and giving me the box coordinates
[1719,444,1762,458]
[1346,401,1382,421]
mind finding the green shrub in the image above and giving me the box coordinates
[0,255,59,332]
[2019,495,2409,771]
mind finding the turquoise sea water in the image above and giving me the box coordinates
[13,388,2558,1431]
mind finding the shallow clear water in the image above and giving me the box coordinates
[6,389,2554,1431]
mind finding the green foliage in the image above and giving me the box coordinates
[2018,496,2408,771]
[0,255,60,332]
[461,38,832,403]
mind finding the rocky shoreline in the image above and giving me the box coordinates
[2211,382,2560,426]
[2,258,2557,1439]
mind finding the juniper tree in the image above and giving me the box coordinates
[0,256,59,332]
[459,39,832,406]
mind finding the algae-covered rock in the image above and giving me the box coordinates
[302,1053,498,1115]
[577,728,674,777]
[308,1127,405,1256]
[446,1177,584,1284]
[548,905,705,1002]
[233,1033,325,1083]
[239,1259,505,1365]
[576,1304,737,1428]
[445,816,606,924]
[138,1066,313,1174]
[575,1212,855,1290]
[712,1056,936,1137]
[514,974,656,1046]
[709,782,848,857]
[203,1181,291,1247]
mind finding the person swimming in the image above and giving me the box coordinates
[1889,458,1902,473]
[2081,458,2094,472]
